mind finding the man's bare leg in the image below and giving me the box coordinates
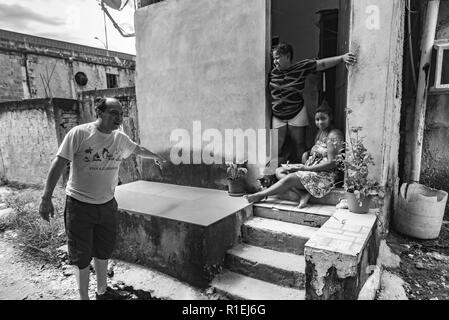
[74,265,90,300]
[266,126,287,175]
[94,258,108,295]
[288,126,307,163]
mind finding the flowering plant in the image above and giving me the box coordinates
[336,109,385,201]
[225,161,248,180]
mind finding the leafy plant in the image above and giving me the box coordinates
[336,109,385,203]
[225,161,248,180]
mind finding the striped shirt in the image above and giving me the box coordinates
[269,59,317,120]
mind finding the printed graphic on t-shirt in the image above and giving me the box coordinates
[82,145,124,170]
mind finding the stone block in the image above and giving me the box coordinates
[113,181,252,288]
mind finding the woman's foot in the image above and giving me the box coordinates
[244,193,267,203]
[298,192,311,208]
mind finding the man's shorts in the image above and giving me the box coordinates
[272,106,309,129]
[64,196,118,269]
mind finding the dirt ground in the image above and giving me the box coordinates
[384,221,449,300]
[1,186,448,300]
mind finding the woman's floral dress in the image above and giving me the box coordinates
[295,138,338,198]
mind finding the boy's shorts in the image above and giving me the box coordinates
[64,196,118,269]
[272,106,310,129]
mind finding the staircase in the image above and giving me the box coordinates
[211,189,344,300]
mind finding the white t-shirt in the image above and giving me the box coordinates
[57,122,138,204]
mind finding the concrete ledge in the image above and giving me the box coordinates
[304,209,378,300]
[113,181,252,288]
[254,199,334,227]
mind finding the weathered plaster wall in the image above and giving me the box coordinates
[346,0,404,233]
[401,1,449,219]
[0,51,24,102]
[420,3,449,219]
[0,99,59,185]
[135,0,268,189]
[0,29,136,102]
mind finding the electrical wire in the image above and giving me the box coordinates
[407,0,418,90]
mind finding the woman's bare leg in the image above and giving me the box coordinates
[245,173,304,203]
[298,191,311,208]
[275,167,289,180]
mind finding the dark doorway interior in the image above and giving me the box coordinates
[269,0,345,164]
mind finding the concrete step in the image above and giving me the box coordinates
[310,188,345,206]
[254,200,334,227]
[242,217,318,255]
[211,270,305,300]
[225,243,305,289]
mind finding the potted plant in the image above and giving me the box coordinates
[336,112,385,213]
[225,161,248,197]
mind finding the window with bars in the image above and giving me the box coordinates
[106,73,118,89]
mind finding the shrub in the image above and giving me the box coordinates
[0,186,66,263]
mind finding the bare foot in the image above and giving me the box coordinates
[244,193,266,203]
[298,192,311,208]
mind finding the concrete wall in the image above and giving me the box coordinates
[346,0,404,233]
[135,0,268,189]
[420,3,449,219]
[0,99,63,185]
[0,29,136,102]
[401,1,449,219]
[0,51,25,102]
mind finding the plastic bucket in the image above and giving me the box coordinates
[393,183,448,240]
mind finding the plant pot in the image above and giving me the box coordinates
[227,178,246,197]
[346,192,371,214]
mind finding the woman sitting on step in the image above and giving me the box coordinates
[245,103,344,208]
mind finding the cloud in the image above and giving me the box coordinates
[0,4,65,29]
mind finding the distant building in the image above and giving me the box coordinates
[0,29,135,102]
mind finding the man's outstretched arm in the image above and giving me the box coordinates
[39,156,70,221]
[316,52,357,71]
[132,145,166,163]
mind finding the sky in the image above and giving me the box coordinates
[0,0,136,55]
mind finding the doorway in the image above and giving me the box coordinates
[269,0,350,163]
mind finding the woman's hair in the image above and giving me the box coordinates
[315,100,334,120]
[273,43,294,61]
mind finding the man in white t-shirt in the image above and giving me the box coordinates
[38,97,165,300]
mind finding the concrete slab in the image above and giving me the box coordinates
[211,270,305,300]
[111,259,210,300]
[226,243,306,288]
[243,217,318,255]
[113,181,253,288]
[115,181,251,227]
[254,200,334,227]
